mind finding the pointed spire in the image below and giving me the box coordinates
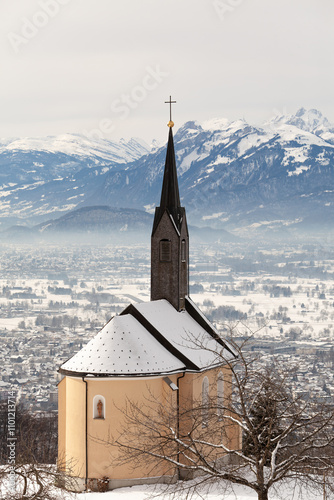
[152,126,183,235]
[151,104,189,310]
[160,127,181,211]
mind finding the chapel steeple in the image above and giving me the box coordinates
[151,98,189,311]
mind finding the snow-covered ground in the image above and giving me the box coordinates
[70,481,325,499]
[0,481,326,500]
[0,474,326,500]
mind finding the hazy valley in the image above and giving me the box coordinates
[1,238,334,412]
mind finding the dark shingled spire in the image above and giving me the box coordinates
[151,103,189,311]
[160,127,180,210]
[152,127,184,235]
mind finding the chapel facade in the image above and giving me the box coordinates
[58,111,241,491]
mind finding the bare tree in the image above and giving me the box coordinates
[0,403,58,466]
[0,403,76,499]
[103,336,334,500]
[0,459,76,500]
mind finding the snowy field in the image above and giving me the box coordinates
[192,274,334,340]
[1,273,334,340]
[1,477,327,500]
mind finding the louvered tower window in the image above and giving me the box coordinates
[160,239,171,262]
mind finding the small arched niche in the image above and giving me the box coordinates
[93,395,106,419]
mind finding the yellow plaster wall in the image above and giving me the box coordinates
[57,377,66,469]
[178,366,241,465]
[58,377,86,478]
[87,376,179,480]
[59,367,240,484]
[60,375,179,481]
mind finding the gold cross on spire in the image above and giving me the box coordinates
[165,95,176,128]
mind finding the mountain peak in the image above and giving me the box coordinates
[2,109,334,234]
[269,108,333,134]
[288,108,332,133]
[202,117,231,132]
[174,121,203,142]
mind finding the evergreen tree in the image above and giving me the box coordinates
[243,374,283,465]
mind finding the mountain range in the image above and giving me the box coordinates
[1,108,334,238]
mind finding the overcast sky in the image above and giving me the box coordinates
[1,0,333,143]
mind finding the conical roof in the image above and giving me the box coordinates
[60,314,185,376]
[160,127,181,210]
[59,299,236,377]
[152,127,184,235]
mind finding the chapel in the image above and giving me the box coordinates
[58,105,241,491]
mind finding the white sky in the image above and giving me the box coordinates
[1,0,334,143]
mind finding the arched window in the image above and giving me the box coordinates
[202,376,209,427]
[217,372,224,419]
[93,395,105,419]
[181,239,186,262]
[159,239,171,262]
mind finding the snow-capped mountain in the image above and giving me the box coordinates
[0,133,150,161]
[88,108,334,234]
[267,108,334,144]
[1,109,334,235]
[0,134,151,226]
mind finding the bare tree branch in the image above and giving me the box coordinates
[93,332,334,500]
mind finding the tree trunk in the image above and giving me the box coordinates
[258,489,268,500]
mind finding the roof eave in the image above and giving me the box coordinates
[58,367,188,378]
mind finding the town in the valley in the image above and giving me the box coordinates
[1,238,334,413]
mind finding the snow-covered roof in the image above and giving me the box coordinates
[60,314,185,376]
[60,298,235,377]
[132,299,235,370]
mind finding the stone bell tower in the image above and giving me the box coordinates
[151,97,189,311]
